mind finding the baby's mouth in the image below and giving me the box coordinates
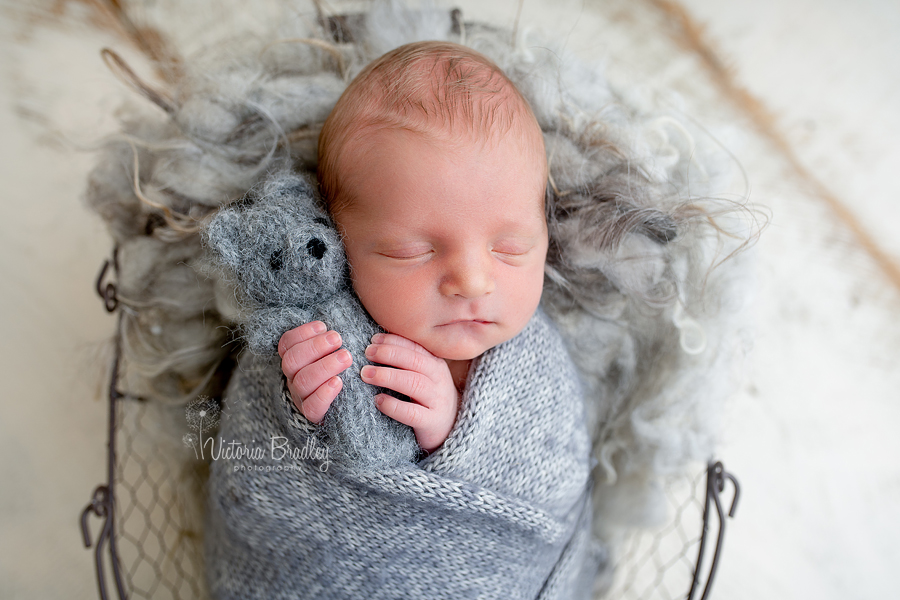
[438,319,493,326]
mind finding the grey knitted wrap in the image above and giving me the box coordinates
[205,308,602,599]
[204,170,420,470]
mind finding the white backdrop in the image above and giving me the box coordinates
[1,1,898,598]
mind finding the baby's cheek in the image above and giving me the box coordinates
[352,267,415,329]
[509,262,544,303]
[501,265,544,336]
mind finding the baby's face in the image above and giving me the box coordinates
[334,127,548,362]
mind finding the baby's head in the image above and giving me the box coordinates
[318,41,548,364]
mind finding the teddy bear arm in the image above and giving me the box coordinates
[244,305,316,355]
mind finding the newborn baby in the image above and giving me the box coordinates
[206,41,601,600]
[280,40,550,455]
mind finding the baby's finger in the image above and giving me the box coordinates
[360,365,434,406]
[374,393,426,429]
[282,330,343,381]
[365,341,437,379]
[291,348,353,400]
[278,321,327,357]
[297,376,342,424]
[370,332,433,356]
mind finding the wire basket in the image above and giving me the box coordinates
[81,254,739,600]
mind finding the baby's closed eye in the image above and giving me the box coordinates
[377,243,434,260]
[491,241,533,255]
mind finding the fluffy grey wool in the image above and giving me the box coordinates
[83,28,350,403]
[204,171,419,470]
[80,0,756,596]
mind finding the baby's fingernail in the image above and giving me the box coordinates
[365,345,375,359]
[371,333,384,344]
[374,394,384,406]
[326,331,341,345]
[328,376,341,389]
[312,321,326,334]
[337,349,352,364]
[361,365,374,379]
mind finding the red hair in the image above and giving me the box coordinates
[317,41,546,214]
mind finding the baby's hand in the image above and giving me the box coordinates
[278,321,352,424]
[361,333,459,453]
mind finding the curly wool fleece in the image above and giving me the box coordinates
[204,171,419,470]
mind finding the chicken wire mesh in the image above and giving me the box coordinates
[81,256,739,600]
[113,399,208,600]
[606,470,707,600]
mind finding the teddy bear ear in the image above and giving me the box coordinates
[260,169,308,197]
[204,207,244,269]
[263,172,323,213]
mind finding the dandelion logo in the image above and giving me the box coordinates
[183,433,200,459]
[183,396,221,459]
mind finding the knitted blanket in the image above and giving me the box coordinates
[205,308,603,599]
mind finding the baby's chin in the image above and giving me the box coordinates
[389,322,521,362]
[420,334,505,363]
[412,341,480,362]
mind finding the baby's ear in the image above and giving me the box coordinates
[204,207,244,269]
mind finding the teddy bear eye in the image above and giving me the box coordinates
[307,238,327,260]
[269,248,284,271]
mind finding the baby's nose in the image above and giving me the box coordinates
[439,252,495,298]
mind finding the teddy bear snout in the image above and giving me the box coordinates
[307,238,327,259]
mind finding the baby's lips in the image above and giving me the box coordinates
[438,318,494,326]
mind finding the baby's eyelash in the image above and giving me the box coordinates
[491,243,533,256]
[379,250,433,260]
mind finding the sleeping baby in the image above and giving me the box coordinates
[204,41,602,600]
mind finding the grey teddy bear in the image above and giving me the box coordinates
[204,169,420,470]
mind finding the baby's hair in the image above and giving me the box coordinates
[317,40,546,215]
